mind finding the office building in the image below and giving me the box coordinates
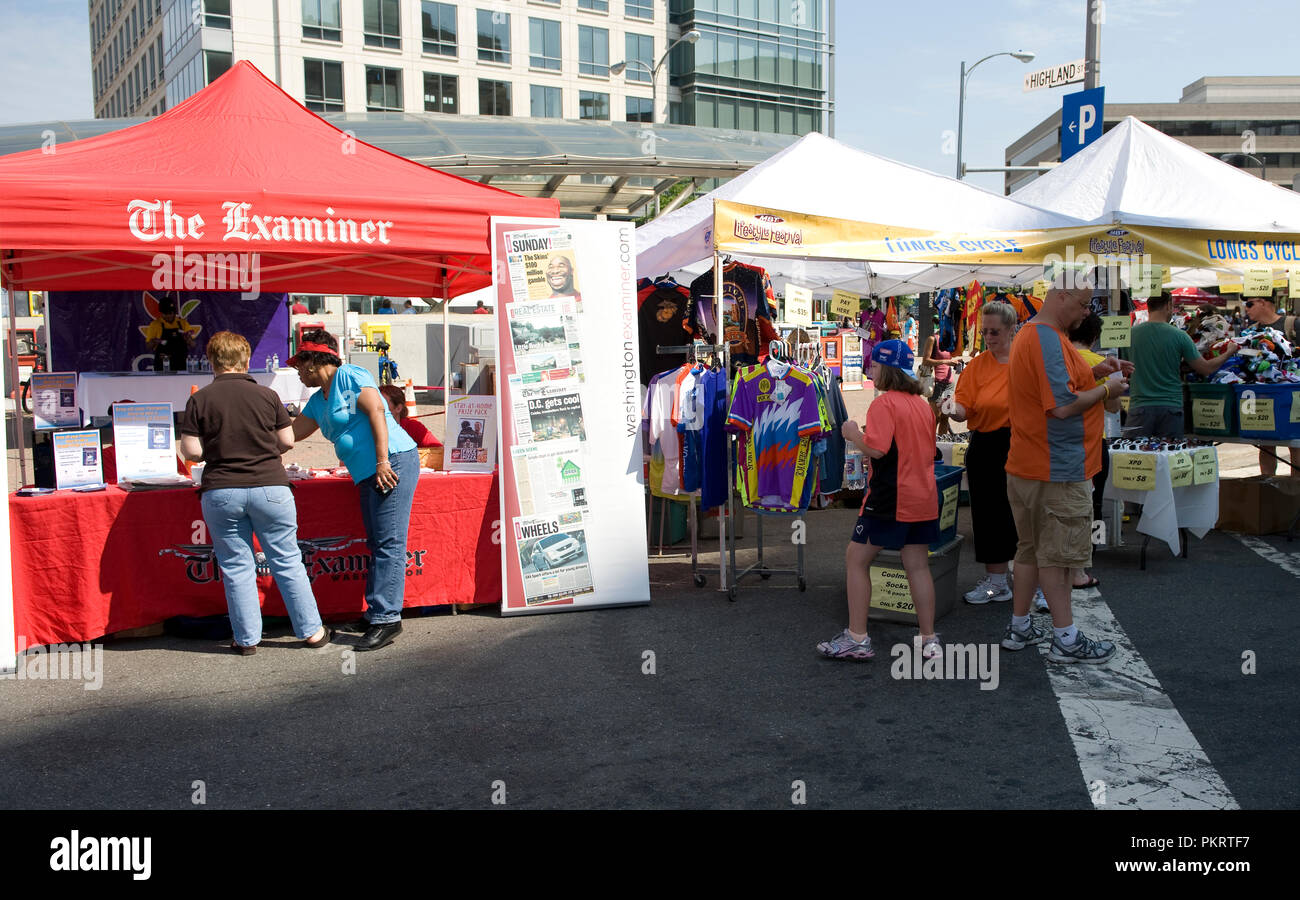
[1005,76,1300,194]
[89,1,832,136]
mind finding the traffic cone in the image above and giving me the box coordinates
[404,378,416,415]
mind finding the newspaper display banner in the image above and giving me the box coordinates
[446,395,498,473]
[110,401,176,481]
[493,217,652,616]
[30,372,80,430]
[52,430,104,488]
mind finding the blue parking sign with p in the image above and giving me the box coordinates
[1061,87,1105,161]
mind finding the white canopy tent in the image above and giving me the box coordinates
[635,131,1087,298]
[1012,117,1300,289]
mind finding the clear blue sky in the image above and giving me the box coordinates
[1,0,1296,192]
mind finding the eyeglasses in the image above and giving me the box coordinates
[980,328,1004,336]
[1244,301,1257,309]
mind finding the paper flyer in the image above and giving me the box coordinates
[504,227,582,307]
[513,510,594,606]
[111,401,176,481]
[446,395,498,472]
[30,372,80,430]
[52,430,104,488]
[506,298,584,381]
[510,438,588,516]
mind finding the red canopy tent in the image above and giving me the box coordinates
[0,64,560,670]
[0,61,558,296]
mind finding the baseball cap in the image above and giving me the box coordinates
[870,339,915,376]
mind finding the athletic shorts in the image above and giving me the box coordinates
[850,513,940,551]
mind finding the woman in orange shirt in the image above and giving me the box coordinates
[947,301,1044,609]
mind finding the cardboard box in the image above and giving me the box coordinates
[868,535,963,626]
[1216,475,1300,535]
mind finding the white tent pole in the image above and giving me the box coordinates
[441,270,450,461]
[1,264,20,673]
[713,226,727,593]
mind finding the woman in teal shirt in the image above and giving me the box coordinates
[290,330,418,652]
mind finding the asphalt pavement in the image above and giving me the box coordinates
[0,497,1295,810]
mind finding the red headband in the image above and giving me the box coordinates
[294,341,338,356]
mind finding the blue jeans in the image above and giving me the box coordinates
[201,486,323,646]
[357,448,419,625]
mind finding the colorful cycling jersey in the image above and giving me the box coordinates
[726,361,825,510]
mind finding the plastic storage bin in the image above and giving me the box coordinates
[1234,383,1300,441]
[1186,382,1239,437]
[869,535,964,625]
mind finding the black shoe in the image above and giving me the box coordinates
[355,622,402,652]
[334,618,370,634]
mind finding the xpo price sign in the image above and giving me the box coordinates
[1061,87,1105,161]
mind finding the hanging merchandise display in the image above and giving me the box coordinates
[636,276,697,387]
[643,357,729,509]
[688,261,782,367]
[725,353,841,513]
[965,280,985,356]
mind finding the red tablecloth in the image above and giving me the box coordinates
[8,473,501,648]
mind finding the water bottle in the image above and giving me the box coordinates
[845,449,867,490]
[161,355,170,373]
[271,353,280,370]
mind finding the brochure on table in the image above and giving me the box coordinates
[30,372,80,430]
[52,431,105,488]
[492,217,652,616]
[110,402,176,482]
[447,395,498,473]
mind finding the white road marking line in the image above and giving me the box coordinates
[1036,600,1238,810]
[1233,533,1300,580]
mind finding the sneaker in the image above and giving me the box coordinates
[1032,588,1049,613]
[817,629,875,661]
[1048,630,1116,664]
[964,576,1012,605]
[1001,620,1048,651]
[921,635,943,659]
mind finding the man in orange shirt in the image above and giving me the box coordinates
[1003,273,1128,664]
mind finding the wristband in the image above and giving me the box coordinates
[1102,383,1111,402]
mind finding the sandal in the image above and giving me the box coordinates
[1073,575,1101,589]
[304,626,334,649]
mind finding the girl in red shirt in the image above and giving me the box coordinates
[378,385,442,447]
[818,340,941,662]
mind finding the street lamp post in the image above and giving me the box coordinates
[611,29,701,124]
[955,50,1035,180]
[1220,152,1268,183]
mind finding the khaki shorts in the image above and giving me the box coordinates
[1006,474,1094,570]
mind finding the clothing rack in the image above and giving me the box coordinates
[723,347,811,601]
[645,344,724,588]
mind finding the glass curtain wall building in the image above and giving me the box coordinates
[668,0,833,136]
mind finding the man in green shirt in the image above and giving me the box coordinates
[1126,293,1237,438]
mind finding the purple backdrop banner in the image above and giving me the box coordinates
[49,291,289,372]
